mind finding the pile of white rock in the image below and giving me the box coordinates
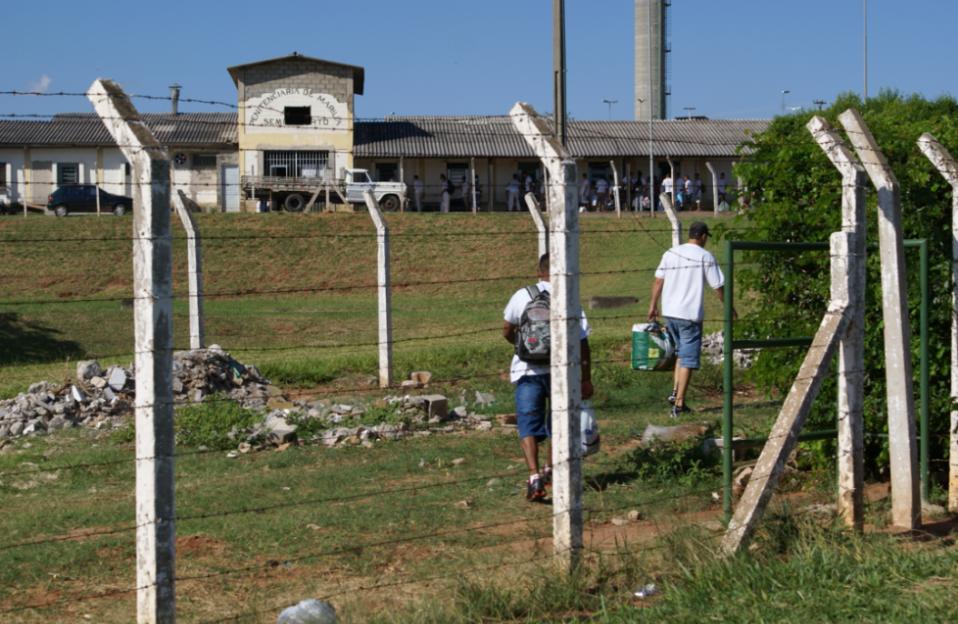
[702,330,760,370]
[0,345,288,440]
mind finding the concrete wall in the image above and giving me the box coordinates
[0,149,26,204]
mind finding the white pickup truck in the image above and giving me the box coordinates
[243,168,406,212]
[343,169,406,212]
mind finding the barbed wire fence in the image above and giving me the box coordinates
[0,84,953,622]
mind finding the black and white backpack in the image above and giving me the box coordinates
[515,286,551,363]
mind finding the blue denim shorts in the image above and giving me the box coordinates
[665,317,704,370]
[515,374,551,442]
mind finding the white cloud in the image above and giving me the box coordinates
[26,75,52,94]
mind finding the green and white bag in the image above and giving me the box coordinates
[631,322,677,371]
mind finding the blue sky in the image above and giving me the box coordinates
[3,0,955,121]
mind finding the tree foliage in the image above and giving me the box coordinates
[718,89,958,473]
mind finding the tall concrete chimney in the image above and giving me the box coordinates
[635,1,669,120]
[170,84,181,115]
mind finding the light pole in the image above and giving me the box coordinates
[813,100,826,111]
[602,99,618,121]
[781,90,790,115]
[864,0,868,100]
[683,107,696,120]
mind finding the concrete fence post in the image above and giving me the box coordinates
[841,109,920,529]
[722,238,853,554]
[610,160,621,218]
[363,190,393,388]
[659,192,682,249]
[807,116,866,529]
[917,132,958,511]
[88,79,176,624]
[524,192,549,258]
[705,162,719,214]
[175,190,205,350]
[511,102,583,570]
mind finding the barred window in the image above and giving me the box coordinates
[192,153,217,168]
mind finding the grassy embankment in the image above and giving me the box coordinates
[0,212,951,622]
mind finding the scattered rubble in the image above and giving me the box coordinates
[702,330,759,370]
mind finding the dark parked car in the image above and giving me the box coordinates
[47,185,132,217]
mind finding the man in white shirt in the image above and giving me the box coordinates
[524,173,534,196]
[506,175,520,211]
[413,175,424,212]
[503,253,594,501]
[579,173,591,211]
[595,177,609,212]
[717,172,728,204]
[648,222,735,417]
[662,174,673,206]
[439,174,450,213]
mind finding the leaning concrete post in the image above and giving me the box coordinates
[88,79,175,624]
[917,133,958,511]
[705,162,719,213]
[524,192,549,259]
[610,160,621,218]
[363,190,393,388]
[807,116,867,529]
[511,102,583,570]
[175,190,205,350]
[722,256,853,555]
[659,193,682,248]
[841,109,920,529]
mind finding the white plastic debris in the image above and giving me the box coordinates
[633,584,661,598]
[277,599,336,624]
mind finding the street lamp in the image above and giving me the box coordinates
[683,107,696,120]
[813,100,826,111]
[781,90,790,115]
[602,99,618,121]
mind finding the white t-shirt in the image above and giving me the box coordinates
[579,180,590,196]
[595,179,609,193]
[441,180,449,196]
[413,179,423,193]
[525,176,533,192]
[662,177,673,193]
[655,244,725,322]
[717,178,728,192]
[504,281,592,383]
[506,179,519,192]
[461,181,469,197]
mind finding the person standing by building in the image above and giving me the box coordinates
[461,175,471,211]
[717,172,728,205]
[506,174,520,212]
[524,172,534,198]
[595,176,609,212]
[579,173,591,212]
[647,222,734,417]
[503,253,594,501]
[693,173,704,212]
[474,176,482,211]
[413,175,424,212]
[439,174,450,213]
[662,174,673,209]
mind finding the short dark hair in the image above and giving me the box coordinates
[538,253,550,275]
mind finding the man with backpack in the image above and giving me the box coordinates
[503,253,594,502]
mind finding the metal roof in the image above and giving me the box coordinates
[0,112,238,147]
[353,116,769,159]
[227,53,365,95]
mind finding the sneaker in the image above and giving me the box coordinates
[668,390,678,405]
[526,475,546,502]
[670,404,693,419]
[542,467,553,487]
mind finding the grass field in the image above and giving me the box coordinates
[0,212,954,622]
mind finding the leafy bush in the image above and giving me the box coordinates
[725,89,958,474]
[174,394,261,450]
